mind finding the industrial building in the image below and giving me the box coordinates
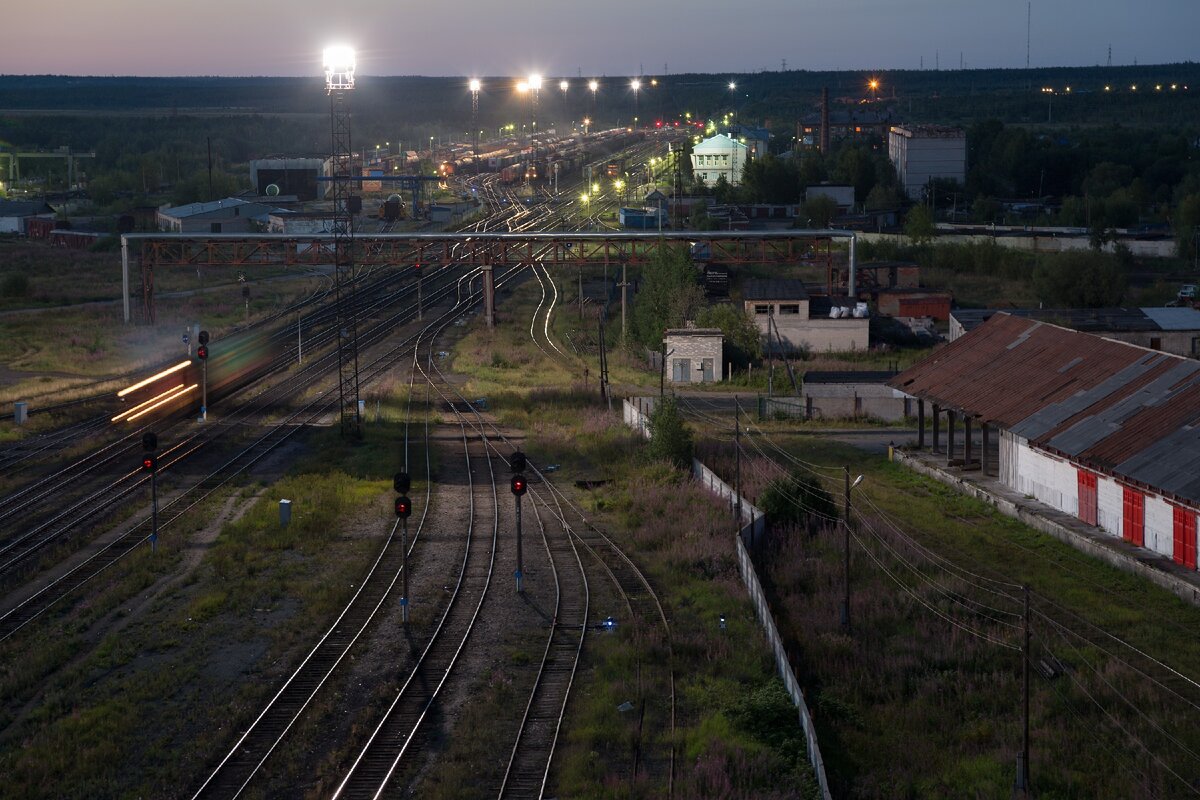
[664,327,723,383]
[0,199,55,234]
[742,279,869,354]
[888,124,967,199]
[891,313,1200,572]
[801,371,910,421]
[157,198,279,233]
[690,134,750,187]
[248,158,325,201]
[950,307,1200,358]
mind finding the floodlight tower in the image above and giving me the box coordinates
[323,44,362,438]
[469,78,482,165]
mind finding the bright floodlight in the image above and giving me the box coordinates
[529,74,543,90]
[560,80,569,91]
[728,81,736,90]
[323,45,356,91]
[631,79,642,91]
[469,78,482,92]
[588,79,599,92]
[517,80,529,93]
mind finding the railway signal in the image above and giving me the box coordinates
[511,473,527,593]
[197,331,209,422]
[395,469,413,624]
[394,496,412,518]
[141,442,160,552]
[511,451,527,473]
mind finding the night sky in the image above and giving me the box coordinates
[5,0,1196,77]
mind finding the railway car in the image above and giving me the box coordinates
[112,330,284,426]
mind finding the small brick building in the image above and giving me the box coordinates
[664,327,724,383]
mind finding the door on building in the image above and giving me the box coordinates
[1173,506,1198,569]
[1122,486,1145,547]
[700,358,714,382]
[1077,470,1098,526]
[672,358,690,382]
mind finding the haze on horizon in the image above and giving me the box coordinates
[4,0,1197,78]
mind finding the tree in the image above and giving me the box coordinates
[740,154,801,204]
[905,205,936,245]
[1032,251,1128,307]
[645,397,694,469]
[759,469,837,533]
[1175,194,1200,259]
[802,195,838,228]
[631,249,705,348]
[696,303,762,368]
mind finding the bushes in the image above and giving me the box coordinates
[759,469,838,532]
[1,272,29,298]
[646,396,694,469]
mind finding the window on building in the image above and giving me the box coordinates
[210,222,222,233]
[1151,337,1162,351]
[754,304,771,315]
[778,304,801,315]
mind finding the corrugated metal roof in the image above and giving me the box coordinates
[1140,306,1200,330]
[743,278,809,301]
[890,313,1200,505]
[804,371,897,384]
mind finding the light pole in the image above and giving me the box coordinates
[631,79,641,128]
[529,73,542,143]
[842,469,864,631]
[589,79,599,122]
[559,79,568,131]
[868,78,879,102]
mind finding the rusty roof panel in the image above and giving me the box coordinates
[889,313,1200,506]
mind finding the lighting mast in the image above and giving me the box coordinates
[323,45,362,438]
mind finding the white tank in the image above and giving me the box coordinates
[853,302,869,318]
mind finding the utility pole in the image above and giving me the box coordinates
[619,260,629,340]
[735,398,742,524]
[1017,584,1032,795]
[841,466,851,631]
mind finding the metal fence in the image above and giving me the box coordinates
[759,395,807,421]
[691,458,833,799]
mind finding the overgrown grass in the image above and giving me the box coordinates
[699,435,1200,798]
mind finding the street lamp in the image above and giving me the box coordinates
[842,471,864,631]
[868,78,879,101]
[469,78,482,164]
[631,79,642,127]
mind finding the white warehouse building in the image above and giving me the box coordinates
[891,313,1200,580]
[888,124,966,199]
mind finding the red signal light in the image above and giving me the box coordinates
[142,455,157,472]
[197,345,208,360]
[510,475,527,496]
[395,495,413,518]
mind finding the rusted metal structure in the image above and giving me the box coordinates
[891,312,1200,571]
[120,230,855,324]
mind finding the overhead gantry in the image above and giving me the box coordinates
[119,230,861,325]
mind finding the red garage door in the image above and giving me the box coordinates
[1077,470,1098,525]
[1174,506,1198,569]
[1123,487,1145,547]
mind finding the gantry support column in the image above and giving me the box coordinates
[483,264,496,328]
[947,409,956,467]
[917,399,926,449]
[932,404,941,453]
[982,423,991,476]
[964,416,974,469]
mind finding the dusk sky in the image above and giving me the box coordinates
[5,1,1196,77]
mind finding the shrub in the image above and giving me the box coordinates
[646,396,694,469]
[1,273,30,298]
[759,468,838,532]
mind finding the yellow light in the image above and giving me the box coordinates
[1155,84,1162,91]
[118,360,191,398]
[1105,85,1111,91]
[1131,84,1137,91]
[1065,86,1071,92]
[113,383,192,423]
[650,78,658,86]
[124,385,198,424]
[559,80,569,91]
[591,183,599,192]
[517,81,529,93]
[580,193,589,202]
[1171,84,1178,90]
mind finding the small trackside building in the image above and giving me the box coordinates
[664,327,723,384]
[890,313,1200,573]
[802,371,909,421]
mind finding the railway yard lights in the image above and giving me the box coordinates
[630,79,642,127]
[395,470,412,624]
[197,329,210,422]
[142,432,159,551]
[511,452,528,593]
[469,79,481,162]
